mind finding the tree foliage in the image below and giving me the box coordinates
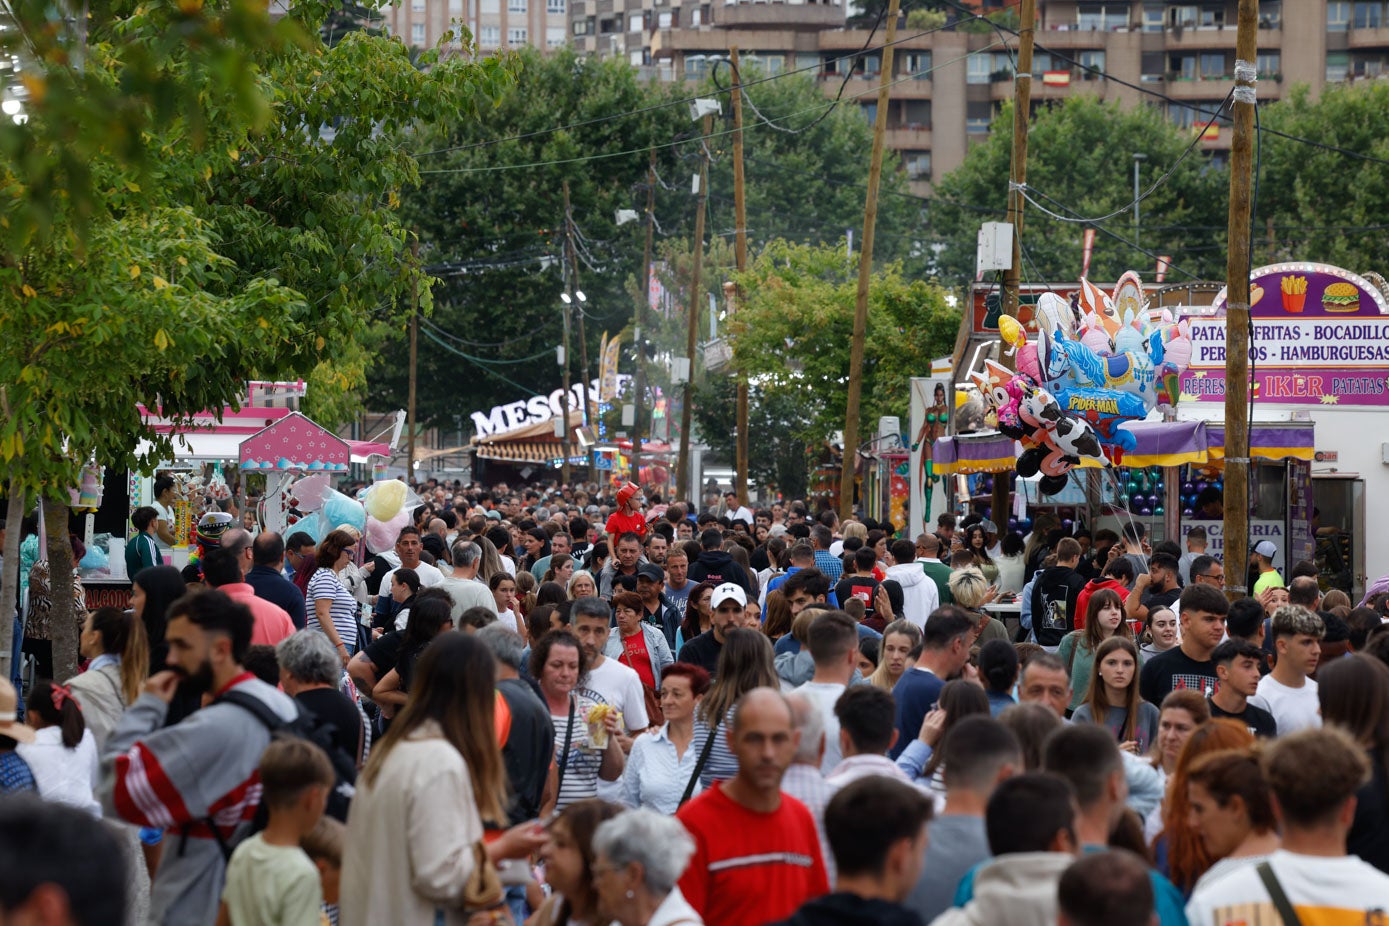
[1256,81,1389,274]
[928,96,1228,286]
[727,240,959,455]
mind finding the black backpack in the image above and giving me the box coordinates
[217,690,358,826]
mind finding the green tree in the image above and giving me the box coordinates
[928,97,1228,286]
[0,0,514,679]
[727,239,959,461]
[383,48,690,430]
[1256,82,1389,273]
[691,373,815,499]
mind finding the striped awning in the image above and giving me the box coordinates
[474,440,561,464]
[1206,423,1315,463]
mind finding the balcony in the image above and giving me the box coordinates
[1349,25,1389,49]
[715,0,843,29]
[1163,25,1243,49]
[1163,75,1235,99]
[988,69,1105,100]
[885,126,932,148]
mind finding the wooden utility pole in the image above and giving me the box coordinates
[838,0,900,521]
[677,114,713,500]
[407,233,420,478]
[633,149,656,483]
[730,48,751,507]
[1222,0,1258,599]
[993,0,1037,535]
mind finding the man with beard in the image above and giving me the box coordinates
[100,590,298,926]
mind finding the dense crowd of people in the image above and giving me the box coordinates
[6,477,1389,925]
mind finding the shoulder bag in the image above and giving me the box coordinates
[679,713,720,808]
[1255,860,1304,926]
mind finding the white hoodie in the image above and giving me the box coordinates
[929,852,1074,926]
[884,562,940,630]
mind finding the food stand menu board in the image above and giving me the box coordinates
[1181,263,1389,407]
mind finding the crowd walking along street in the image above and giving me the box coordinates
[5,0,1389,923]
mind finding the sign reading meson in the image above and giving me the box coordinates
[470,375,632,437]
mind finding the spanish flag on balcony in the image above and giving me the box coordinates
[1042,71,1071,86]
[1195,121,1220,140]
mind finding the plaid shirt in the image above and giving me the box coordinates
[0,751,36,795]
[781,762,837,886]
[813,550,844,583]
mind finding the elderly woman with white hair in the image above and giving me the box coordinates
[591,809,702,926]
[276,629,369,769]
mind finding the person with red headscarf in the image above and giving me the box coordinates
[605,484,647,540]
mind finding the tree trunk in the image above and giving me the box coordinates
[0,477,25,684]
[44,498,80,682]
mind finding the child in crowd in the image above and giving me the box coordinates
[302,816,346,926]
[217,738,335,926]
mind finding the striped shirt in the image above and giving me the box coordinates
[552,693,603,812]
[307,568,359,650]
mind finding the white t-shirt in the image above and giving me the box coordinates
[1253,674,1322,734]
[377,561,445,597]
[795,680,847,775]
[151,500,175,550]
[1185,849,1389,926]
[580,656,649,803]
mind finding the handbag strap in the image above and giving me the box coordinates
[555,695,576,796]
[1256,861,1304,926]
[680,714,720,808]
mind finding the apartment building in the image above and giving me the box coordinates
[384,0,1387,192]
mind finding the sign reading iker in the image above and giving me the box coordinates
[1180,262,1389,407]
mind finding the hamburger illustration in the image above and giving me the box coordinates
[1322,282,1360,313]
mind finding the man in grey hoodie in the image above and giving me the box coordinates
[100,590,299,926]
[928,773,1080,926]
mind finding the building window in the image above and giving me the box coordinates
[1354,1,1384,28]
[1259,1,1281,28]
[1076,2,1126,30]
[904,151,931,181]
[507,26,527,43]
[480,25,500,45]
[1327,51,1350,81]
[412,0,425,11]
[508,0,526,11]
[1328,1,1351,30]
[690,7,701,25]
[1198,6,1223,26]
[1077,49,1105,77]
[628,12,643,31]
[411,22,426,42]
[1256,51,1280,77]
[481,0,498,11]
[966,101,992,133]
[966,53,992,84]
[547,0,564,10]
[1168,4,1198,28]
[902,99,930,128]
[448,0,462,14]
[861,102,877,125]
[546,26,564,46]
[1141,3,1164,31]
[1170,54,1197,80]
[684,54,710,80]
[571,18,592,35]
[903,51,932,78]
[1199,53,1226,79]
[657,10,671,28]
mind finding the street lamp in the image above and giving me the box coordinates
[1133,152,1147,249]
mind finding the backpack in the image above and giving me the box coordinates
[217,689,358,829]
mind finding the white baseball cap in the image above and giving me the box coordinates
[1253,540,1277,559]
[711,583,747,609]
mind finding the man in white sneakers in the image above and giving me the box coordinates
[1253,605,1323,735]
[1186,726,1389,924]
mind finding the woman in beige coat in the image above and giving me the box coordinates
[341,632,547,926]
[66,606,148,751]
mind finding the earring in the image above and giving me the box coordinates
[626,891,634,899]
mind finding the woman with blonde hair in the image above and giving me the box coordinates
[948,567,1008,645]
[342,633,543,926]
[474,534,506,585]
[567,569,598,601]
[868,619,922,692]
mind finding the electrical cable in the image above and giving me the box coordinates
[419,327,542,395]
[418,316,556,360]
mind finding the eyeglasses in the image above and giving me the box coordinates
[1197,572,1224,583]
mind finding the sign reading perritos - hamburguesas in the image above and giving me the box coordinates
[1180,262,1389,406]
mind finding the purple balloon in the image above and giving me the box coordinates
[1182,482,1195,494]
[1139,506,1153,517]
[1182,507,1194,517]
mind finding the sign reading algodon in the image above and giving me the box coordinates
[1180,262,1389,407]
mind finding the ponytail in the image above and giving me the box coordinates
[29,680,86,749]
[90,606,149,704]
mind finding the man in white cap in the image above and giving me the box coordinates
[1251,540,1284,596]
[678,582,746,677]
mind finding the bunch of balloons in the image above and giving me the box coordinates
[972,272,1195,496]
